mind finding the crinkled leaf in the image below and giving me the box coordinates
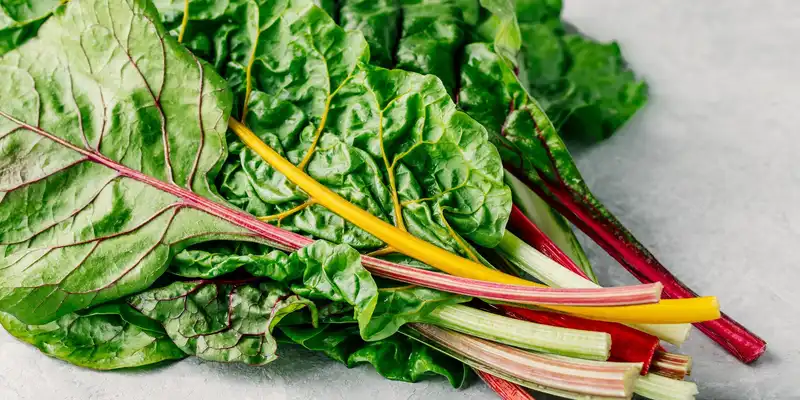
[336,0,647,142]
[0,0,281,325]
[171,240,379,336]
[1,0,648,143]
[459,42,607,205]
[552,35,649,142]
[0,0,62,55]
[338,0,399,68]
[339,0,467,94]
[279,324,469,388]
[174,3,511,254]
[169,240,465,343]
[392,0,466,94]
[0,303,186,369]
[170,244,299,280]
[129,280,315,365]
[289,241,378,332]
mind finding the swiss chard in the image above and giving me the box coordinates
[172,1,513,258]
[0,1,753,399]
[222,3,713,323]
[457,41,764,362]
[339,0,467,94]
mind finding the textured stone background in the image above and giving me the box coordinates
[2,1,798,399]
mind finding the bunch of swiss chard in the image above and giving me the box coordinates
[0,0,764,399]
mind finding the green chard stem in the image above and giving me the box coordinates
[422,304,611,361]
[404,323,641,399]
[634,374,699,400]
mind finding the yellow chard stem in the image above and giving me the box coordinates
[229,119,720,324]
[230,119,530,284]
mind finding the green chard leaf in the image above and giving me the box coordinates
[0,303,186,369]
[0,0,279,324]
[551,35,649,142]
[338,0,399,68]
[0,0,63,55]
[362,285,469,340]
[339,0,469,94]
[511,0,648,142]
[0,0,648,144]
[174,2,511,257]
[169,240,469,342]
[132,240,466,364]
[288,241,378,330]
[279,324,469,387]
[477,0,522,57]
[170,245,299,280]
[172,240,380,337]
[129,280,315,365]
[459,42,604,211]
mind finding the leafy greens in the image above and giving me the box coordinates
[0,0,475,379]
[3,0,753,397]
[0,302,187,369]
[0,0,251,324]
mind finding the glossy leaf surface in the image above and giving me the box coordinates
[0,303,186,369]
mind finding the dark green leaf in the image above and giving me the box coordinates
[552,35,649,142]
[170,246,300,280]
[514,0,562,25]
[393,0,466,94]
[168,239,464,342]
[510,0,648,142]
[459,42,590,191]
[0,303,186,370]
[361,285,469,341]
[0,0,277,325]
[279,324,469,387]
[129,280,316,365]
[339,0,399,68]
[171,240,380,337]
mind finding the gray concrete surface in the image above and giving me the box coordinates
[2,1,798,399]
